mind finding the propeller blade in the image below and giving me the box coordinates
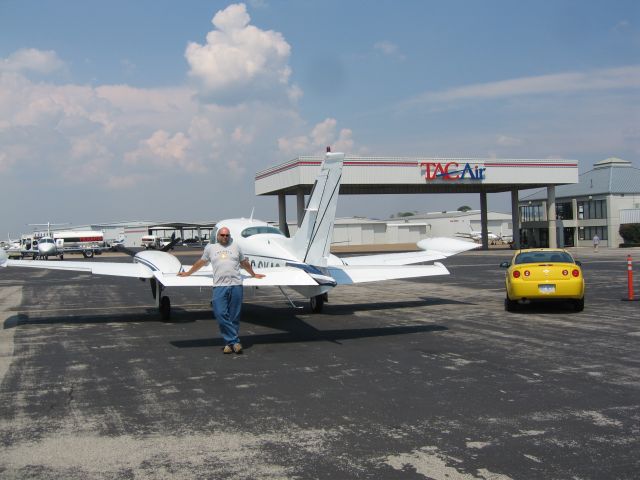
[114,244,138,257]
[161,237,181,252]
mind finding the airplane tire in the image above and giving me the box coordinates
[160,296,171,322]
[60,254,64,260]
[310,294,324,313]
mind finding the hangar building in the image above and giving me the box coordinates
[283,210,513,249]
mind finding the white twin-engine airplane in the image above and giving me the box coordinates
[0,152,477,320]
[456,223,502,243]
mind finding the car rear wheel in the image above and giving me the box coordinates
[505,297,518,312]
[573,298,584,312]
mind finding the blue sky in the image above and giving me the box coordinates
[1,1,638,236]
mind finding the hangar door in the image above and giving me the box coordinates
[397,225,426,243]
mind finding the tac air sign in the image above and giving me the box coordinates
[420,161,486,181]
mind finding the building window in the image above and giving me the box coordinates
[577,199,606,219]
[578,226,608,241]
[520,204,543,222]
[556,202,573,220]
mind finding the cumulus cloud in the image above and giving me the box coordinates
[0,7,359,233]
[278,118,354,156]
[0,48,65,74]
[185,3,299,104]
[124,130,203,173]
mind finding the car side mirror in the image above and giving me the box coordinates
[574,260,582,266]
[499,261,510,268]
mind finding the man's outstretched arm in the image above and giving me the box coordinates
[240,259,265,279]
[178,258,207,277]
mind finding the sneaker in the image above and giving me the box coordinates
[233,343,243,354]
[222,345,233,354]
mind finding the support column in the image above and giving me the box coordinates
[572,197,578,248]
[511,188,520,249]
[278,192,290,237]
[547,185,557,248]
[296,188,305,226]
[480,190,489,250]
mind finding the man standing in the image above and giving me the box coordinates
[178,227,264,354]
[592,234,600,252]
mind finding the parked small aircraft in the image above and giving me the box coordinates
[1,151,477,320]
[456,223,502,243]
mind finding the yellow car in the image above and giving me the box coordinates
[500,248,585,312]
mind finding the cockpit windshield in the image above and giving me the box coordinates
[40,238,55,244]
[241,226,285,238]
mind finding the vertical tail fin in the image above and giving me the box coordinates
[291,152,345,266]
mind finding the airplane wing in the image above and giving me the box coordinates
[0,253,317,287]
[153,267,319,287]
[336,237,478,266]
[328,263,449,284]
[0,257,153,278]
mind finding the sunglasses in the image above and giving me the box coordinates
[218,234,230,237]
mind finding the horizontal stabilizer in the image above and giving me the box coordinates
[339,250,447,266]
[336,237,478,266]
[417,237,479,256]
[328,263,449,284]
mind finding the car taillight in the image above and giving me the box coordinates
[572,269,580,277]
[524,270,530,277]
[562,269,568,276]
[513,270,520,278]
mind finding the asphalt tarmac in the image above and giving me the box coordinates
[1,247,639,479]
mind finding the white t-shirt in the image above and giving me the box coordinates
[201,241,245,286]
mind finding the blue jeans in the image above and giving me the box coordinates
[212,285,243,345]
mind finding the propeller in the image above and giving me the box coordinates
[161,237,182,252]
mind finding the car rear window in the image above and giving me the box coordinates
[515,251,574,265]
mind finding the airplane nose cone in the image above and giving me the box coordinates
[39,244,55,254]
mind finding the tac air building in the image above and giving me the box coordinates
[255,155,580,250]
[519,157,640,248]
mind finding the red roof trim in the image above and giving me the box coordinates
[256,160,578,180]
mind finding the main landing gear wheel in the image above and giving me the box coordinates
[310,294,325,313]
[160,296,171,322]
